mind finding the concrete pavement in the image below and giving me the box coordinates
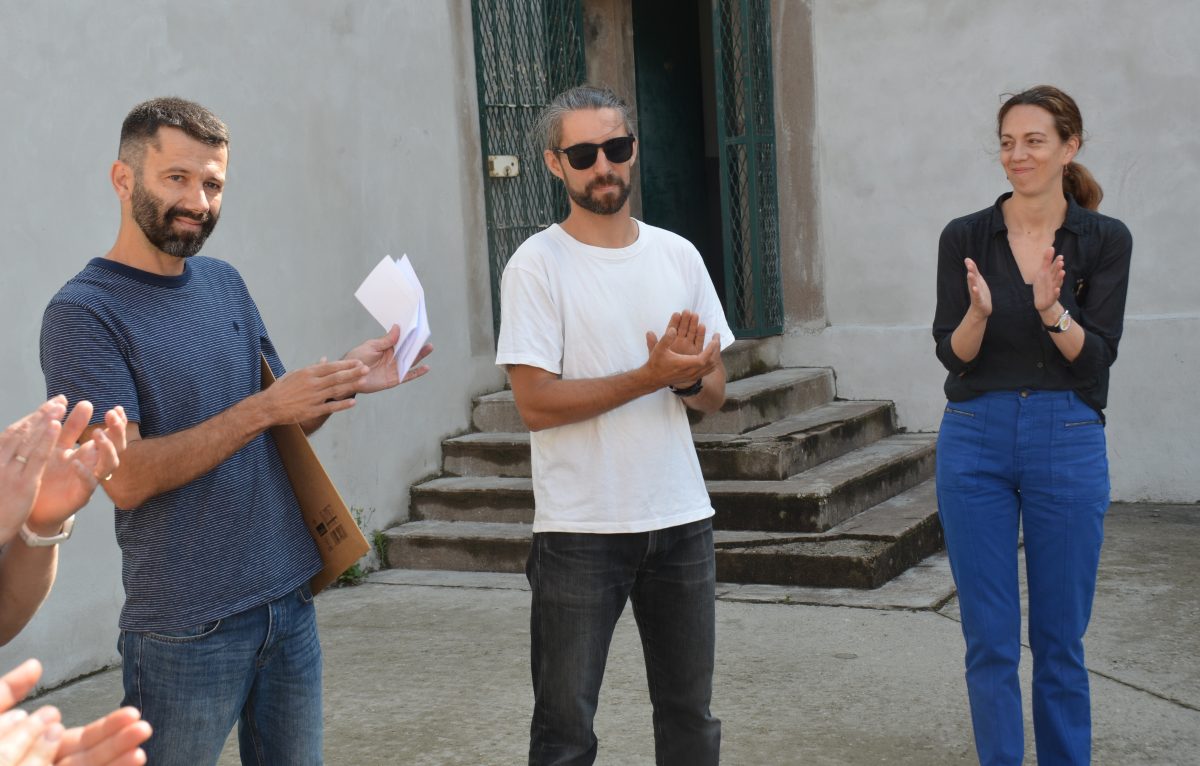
[33,503,1200,764]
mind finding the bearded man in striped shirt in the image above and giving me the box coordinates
[40,97,431,766]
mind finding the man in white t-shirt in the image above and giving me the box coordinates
[496,85,731,766]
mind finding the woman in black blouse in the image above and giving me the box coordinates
[932,85,1132,766]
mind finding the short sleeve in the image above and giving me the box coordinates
[495,261,564,375]
[689,251,735,352]
[252,304,287,380]
[40,301,140,426]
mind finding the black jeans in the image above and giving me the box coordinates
[526,517,721,766]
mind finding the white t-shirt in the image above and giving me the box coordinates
[495,220,735,533]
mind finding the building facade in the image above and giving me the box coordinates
[2,0,1196,688]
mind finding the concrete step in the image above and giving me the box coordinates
[383,520,529,574]
[386,480,942,589]
[472,367,834,434]
[688,367,835,434]
[713,480,943,588]
[399,351,938,589]
[442,432,532,478]
[722,337,781,382]
[693,400,896,479]
[410,476,533,524]
[444,400,896,480]
[412,433,935,530]
[471,390,527,433]
[707,433,936,533]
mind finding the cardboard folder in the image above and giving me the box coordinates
[260,356,370,594]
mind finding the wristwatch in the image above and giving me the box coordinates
[19,515,76,547]
[669,379,704,397]
[1044,309,1072,334]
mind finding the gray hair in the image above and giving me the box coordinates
[535,85,636,151]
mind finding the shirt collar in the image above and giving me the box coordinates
[88,256,193,288]
[989,191,1087,235]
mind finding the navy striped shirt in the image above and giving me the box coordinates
[40,256,321,631]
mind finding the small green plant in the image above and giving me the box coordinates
[336,562,369,587]
[335,507,376,587]
[372,529,390,569]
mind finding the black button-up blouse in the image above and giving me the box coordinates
[932,192,1133,414]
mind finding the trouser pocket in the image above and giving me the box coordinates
[936,400,989,490]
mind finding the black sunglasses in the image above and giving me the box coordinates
[553,135,636,170]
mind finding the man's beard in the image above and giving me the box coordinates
[131,180,219,259]
[567,172,631,216]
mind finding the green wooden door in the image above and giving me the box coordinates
[471,0,586,335]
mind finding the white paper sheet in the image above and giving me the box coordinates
[353,254,431,379]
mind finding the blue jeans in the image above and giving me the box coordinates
[119,585,323,766]
[527,518,721,766]
[936,390,1109,766]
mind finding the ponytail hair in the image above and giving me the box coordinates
[1063,161,1103,211]
[999,85,1103,211]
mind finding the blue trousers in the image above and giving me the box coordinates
[936,390,1109,765]
[119,585,323,765]
[526,518,721,766]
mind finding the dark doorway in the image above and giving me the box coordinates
[474,0,782,340]
[631,0,724,300]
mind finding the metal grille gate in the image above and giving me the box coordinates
[715,0,784,336]
[471,0,586,335]
[472,0,782,339]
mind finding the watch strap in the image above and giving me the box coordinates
[1044,309,1071,334]
[669,379,704,397]
[19,515,76,547]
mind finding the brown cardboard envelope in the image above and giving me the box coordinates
[260,356,370,594]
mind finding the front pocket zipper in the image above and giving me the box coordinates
[945,407,976,418]
[1064,419,1103,428]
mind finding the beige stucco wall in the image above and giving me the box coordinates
[775,0,1200,502]
[0,0,501,689]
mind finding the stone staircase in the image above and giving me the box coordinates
[383,340,943,588]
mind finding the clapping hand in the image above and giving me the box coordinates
[1,659,150,765]
[1031,246,1066,312]
[644,311,721,390]
[0,400,65,545]
[24,401,126,539]
[963,258,993,319]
